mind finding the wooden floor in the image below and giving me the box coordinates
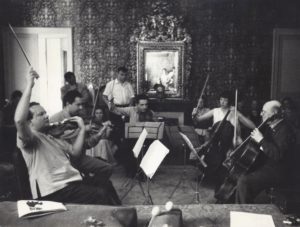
[110,164,274,206]
[111,164,216,205]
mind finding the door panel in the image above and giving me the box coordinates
[2,27,73,116]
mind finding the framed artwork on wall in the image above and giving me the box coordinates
[137,41,185,99]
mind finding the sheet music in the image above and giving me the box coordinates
[179,132,207,167]
[230,211,275,227]
[140,140,169,179]
[179,132,197,153]
[132,128,148,158]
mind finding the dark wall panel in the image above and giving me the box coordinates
[1,0,300,106]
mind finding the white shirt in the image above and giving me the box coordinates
[17,131,82,198]
[103,79,134,105]
[213,107,236,126]
[213,107,242,144]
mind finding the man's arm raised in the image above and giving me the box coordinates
[14,68,39,144]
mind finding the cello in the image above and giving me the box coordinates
[214,114,277,202]
[197,109,234,175]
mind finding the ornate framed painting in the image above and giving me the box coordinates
[137,41,185,99]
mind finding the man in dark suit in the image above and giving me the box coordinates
[235,100,296,203]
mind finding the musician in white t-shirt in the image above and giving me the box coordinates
[195,91,256,148]
[103,67,135,145]
[103,67,135,107]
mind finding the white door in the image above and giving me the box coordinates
[2,27,73,116]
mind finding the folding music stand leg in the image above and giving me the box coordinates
[122,143,146,189]
[121,170,153,205]
[191,169,205,204]
[121,169,145,201]
[142,177,153,205]
[121,155,141,189]
[168,144,195,200]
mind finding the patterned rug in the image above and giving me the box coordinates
[111,165,216,205]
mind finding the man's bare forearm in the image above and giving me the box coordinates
[14,85,32,125]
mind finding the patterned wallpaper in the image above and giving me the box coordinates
[2,0,300,106]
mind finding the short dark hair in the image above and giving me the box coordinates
[94,106,107,121]
[64,71,75,81]
[220,91,233,105]
[27,102,40,120]
[63,90,82,107]
[135,94,149,104]
[117,66,128,74]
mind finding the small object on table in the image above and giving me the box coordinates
[82,216,104,226]
[148,202,183,227]
[165,201,173,211]
[283,216,300,225]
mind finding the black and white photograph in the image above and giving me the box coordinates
[0,0,300,226]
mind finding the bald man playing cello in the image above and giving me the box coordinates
[235,100,296,203]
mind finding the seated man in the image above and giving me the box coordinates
[235,100,296,203]
[14,68,118,205]
[108,93,155,123]
[50,90,114,186]
[108,94,155,177]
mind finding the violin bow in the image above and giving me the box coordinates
[8,24,32,67]
[233,89,238,147]
[89,79,102,126]
[195,74,210,110]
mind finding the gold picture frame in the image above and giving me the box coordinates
[137,41,185,99]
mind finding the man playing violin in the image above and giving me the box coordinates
[49,90,120,204]
[235,100,296,203]
[14,68,118,204]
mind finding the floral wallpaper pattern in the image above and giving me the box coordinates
[3,0,300,105]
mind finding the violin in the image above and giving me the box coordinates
[46,120,78,137]
[87,119,114,137]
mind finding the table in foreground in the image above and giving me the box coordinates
[0,201,296,227]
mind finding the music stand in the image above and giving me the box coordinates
[168,143,195,199]
[121,122,165,205]
[168,131,207,203]
[124,122,164,140]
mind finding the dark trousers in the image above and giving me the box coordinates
[235,165,285,204]
[65,155,121,205]
[73,154,113,184]
[40,179,120,205]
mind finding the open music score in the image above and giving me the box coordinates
[125,122,164,140]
